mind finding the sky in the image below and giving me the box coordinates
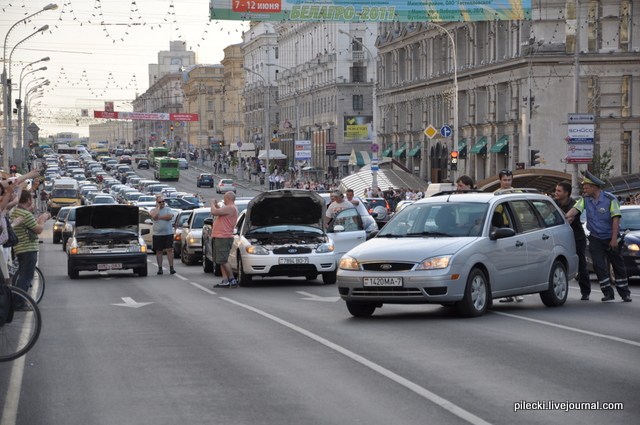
[1,0,248,137]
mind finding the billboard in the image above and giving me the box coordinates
[344,116,373,142]
[210,0,531,22]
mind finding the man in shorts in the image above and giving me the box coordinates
[210,192,239,288]
[151,196,175,275]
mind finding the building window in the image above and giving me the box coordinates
[351,66,366,83]
[208,120,214,131]
[622,75,630,117]
[620,1,630,51]
[353,95,364,110]
[207,101,214,111]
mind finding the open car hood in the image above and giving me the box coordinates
[75,205,139,234]
[244,190,326,233]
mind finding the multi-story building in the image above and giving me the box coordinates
[218,44,245,151]
[376,1,639,185]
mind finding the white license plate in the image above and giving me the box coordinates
[98,263,122,270]
[279,257,309,265]
[363,277,403,287]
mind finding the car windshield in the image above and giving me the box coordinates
[377,202,489,238]
[620,208,640,230]
[248,225,324,237]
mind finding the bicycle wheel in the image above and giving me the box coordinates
[0,287,42,362]
[11,266,45,304]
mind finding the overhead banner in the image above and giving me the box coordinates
[94,111,199,121]
[210,0,531,22]
[344,116,373,142]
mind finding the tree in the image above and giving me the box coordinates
[590,149,614,180]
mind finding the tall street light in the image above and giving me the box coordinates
[242,66,270,186]
[215,78,243,180]
[337,29,379,188]
[17,67,47,164]
[426,23,458,180]
[3,4,56,170]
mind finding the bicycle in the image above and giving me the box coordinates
[11,265,45,304]
[0,286,42,362]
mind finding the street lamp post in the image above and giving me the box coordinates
[215,78,243,180]
[242,66,270,188]
[3,4,56,171]
[337,29,379,188]
[426,23,458,180]
[17,66,47,165]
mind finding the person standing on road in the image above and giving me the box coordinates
[211,192,238,288]
[566,171,632,302]
[150,197,175,275]
[494,170,524,303]
[11,189,50,310]
[326,189,355,226]
[345,189,360,207]
[554,182,591,300]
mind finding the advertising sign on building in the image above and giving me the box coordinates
[566,143,594,163]
[295,140,312,160]
[344,116,373,142]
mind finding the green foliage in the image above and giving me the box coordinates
[590,149,614,180]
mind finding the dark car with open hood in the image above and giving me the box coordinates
[66,205,150,279]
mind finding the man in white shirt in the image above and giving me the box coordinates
[326,189,355,225]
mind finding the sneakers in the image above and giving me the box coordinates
[170,266,176,275]
[500,297,514,303]
[157,268,163,275]
[230,279,238,288]
[622,296,632,302]
[601,294,615,302]
[580,295,590,301]
[213,279,238,289]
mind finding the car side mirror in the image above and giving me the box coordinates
[332,225,345,233]
[140,229,150,235]
[490,227,516,240]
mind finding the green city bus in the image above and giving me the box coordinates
[149,147,169,166]
[154,157,180,181]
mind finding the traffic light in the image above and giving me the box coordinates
[530,149,541,166]
[450,151,458,170]
[218,141,223,147]
[170,125,174,132]
[516,162,525,170]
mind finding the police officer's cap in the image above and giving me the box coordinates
[582,170,606,186]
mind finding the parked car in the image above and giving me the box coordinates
[66,205,150,278]
[52,207,72,244]
[177,158,189,169]
[61,206,80,251]
[119,155,132,164]
[164,197,197,210]
[216,179,236,194]
[179,207,210,265]
[197,173,214,188]
[337,190,578,318]
[212,190,366,286]
[137,159,150,169]
[364,197,393,228]
[320,193,378,237]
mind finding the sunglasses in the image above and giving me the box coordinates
[500,170,513,176]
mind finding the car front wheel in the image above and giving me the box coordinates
[457,268,490,317]
[237,257,252,287]
[346,301,377,317]
[540,260,568,307]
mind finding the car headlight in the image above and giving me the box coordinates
[416,256,451,270]
[64,223,73,232]
[53,224,60,231]
[246,245,269,255]
[339,256,360,270]
[316,243,334,253]
[626,243,639,251]
[126,245,144,253]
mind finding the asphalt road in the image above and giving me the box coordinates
[1,170,639,424]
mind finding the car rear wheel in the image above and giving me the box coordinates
[67,261,79,279]
[540,260,568,307]
[457,268,490,317]
[346,301,377,317]
[203,249,214,273]
[135,266,148,277]
[237,257,252,287]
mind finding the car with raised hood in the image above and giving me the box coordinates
[225,190,367,286]
[66,205,150,279]
[337,189,579,318]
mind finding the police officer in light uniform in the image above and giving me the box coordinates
[566,171,632,302]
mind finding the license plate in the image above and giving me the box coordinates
[364,277,403,287]
[98,263,122,270]
[279,257,309,265]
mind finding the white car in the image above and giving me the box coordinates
[228,190,367,286]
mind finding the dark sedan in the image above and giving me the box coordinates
[137,159,150,169]
[164,197,197,210]
[197,173,214,188]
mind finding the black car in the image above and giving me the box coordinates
[137,159,150,169]
[196,173,214,188]
[164,197,197,210]
[66,205,150,279]
[52,207,72,244]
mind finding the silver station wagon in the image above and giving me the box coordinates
[337,189,579,317]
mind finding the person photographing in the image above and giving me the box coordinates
[210,192,238,288]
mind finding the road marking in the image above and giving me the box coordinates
[1,344,26,425]
[296,291,340,302]
[492,311,640,347]
[221,297,492,425]
[112,297,153,308]
[189,281,216,295]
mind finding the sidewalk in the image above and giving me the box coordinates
[191,160,265,194]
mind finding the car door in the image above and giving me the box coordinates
[228,212,245,271]
[327,208,367,259]
[487,202,530,295]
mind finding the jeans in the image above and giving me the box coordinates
[15,251,38,307]
[575,237,591,296]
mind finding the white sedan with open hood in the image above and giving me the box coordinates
[228,190,366,286]
[66,205,150,279]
